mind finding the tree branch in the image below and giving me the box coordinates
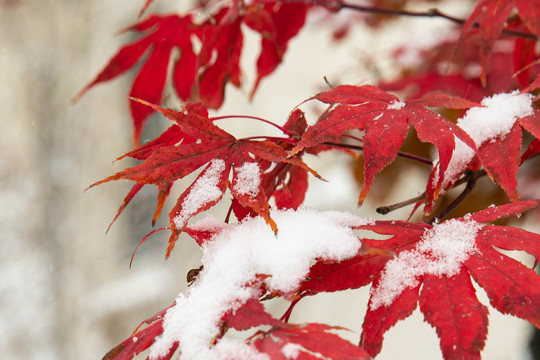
[426,169,486,224]
[281,0,538,41]
[323,141,434,166]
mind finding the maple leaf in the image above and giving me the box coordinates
[435,91,538,204]
[252,323,370,360]
[73,14,202,144]
[301,201,540,359]
[103,304,175,360]
[358,200,540,359]
[461,0,540,84]
[91,101,314,257]
[74,2,312,145]
[291,84,477,204]
[245,1,309,96]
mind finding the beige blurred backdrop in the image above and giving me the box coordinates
[0,1,534,359]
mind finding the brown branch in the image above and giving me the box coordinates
[280,0,538,41]
[323,141,434,166]
[376,169,488,216]
[426,169,486,224]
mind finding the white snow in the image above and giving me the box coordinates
[281,343,302,359]
[173,159,226,230]
[233,162,261,198]
[150,208,372,360]
[369,218,482,310]
[387,100,406,110]
[441,91,533,188]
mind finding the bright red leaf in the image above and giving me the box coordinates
[301,200,540,359]
[253,323,370,360]
[75,2,312,145]
[91,101,315,257]
[291,84,477,204]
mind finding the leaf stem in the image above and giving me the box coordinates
[323,141,434,166]
[211,115,293,136]
[242,136,297,144]
[377,194,425,215]
[426,169,485,224]
[279,0,538,40]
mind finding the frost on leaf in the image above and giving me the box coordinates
[361,201,540,359]
[173,159,226,230]
[149,208,370,360]
[438,91,534,200]
[233,162,261,198]
[370,218,482,309]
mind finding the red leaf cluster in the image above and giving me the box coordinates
[74,1,309,145]
[82,1,540,360]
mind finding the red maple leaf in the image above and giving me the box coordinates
[301,200,540,359]
[105,296,370,360]
[461,0,540,84]
[252,323,370,359]
[91,100,314,257]
[434,91,540,204]
[74,2,310,145]
[290,84,477,205]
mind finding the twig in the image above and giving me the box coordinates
[426,169,485,224]
[280,0,538,41]
[323,141,434,166]
[377,194,425,214]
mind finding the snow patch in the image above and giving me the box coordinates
[387,100,406,110]
[282,343,302,359]
[441,91,533,188]
[150,208,372,360]
[173,159,226,230]
[233,162,261,197]
[370,218,482,310]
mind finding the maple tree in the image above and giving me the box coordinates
[74,0,540,359]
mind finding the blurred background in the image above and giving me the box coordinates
[0,0,537,359]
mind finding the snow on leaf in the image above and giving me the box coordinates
[233,162,261,198]
[356,202,540,359]
[369,218,482,310]
[148,208,370,359]
[92,102,316,256]
[291,84,476,204]
[437,91,534,201]
[172,159,227,231]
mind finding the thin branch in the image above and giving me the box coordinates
[376,169,488,216]
[323,141,434,166]
[377,194,425,215]
[281,0,538,41]
[242,135,297,144]
[426,169,485,224]
[211,115,293,136]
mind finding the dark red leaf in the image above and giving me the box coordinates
[361,283,420,357]
[477,122,522,201]
[292,85,476,204]
[466,199,540,223]
[461,0,515,84]
[419,270,488,360]
[254,323,370,360]
[466,244,540,327]
[248,2,308,96]
[222,298,281,331]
